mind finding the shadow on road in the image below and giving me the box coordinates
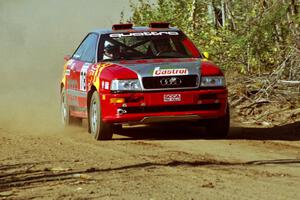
[114,121,300,141]
[114,123,207,140]
[229,121,300,141]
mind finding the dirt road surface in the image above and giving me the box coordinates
[1,121,300,200]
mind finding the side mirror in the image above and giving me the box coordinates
[203,52,209,60]
[64,55,71,61]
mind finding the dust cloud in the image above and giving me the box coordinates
[0,0,133,133]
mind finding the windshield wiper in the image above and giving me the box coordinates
[155,55,190,59]
[122,56,153,60]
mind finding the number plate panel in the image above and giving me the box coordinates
[163,94,181,102]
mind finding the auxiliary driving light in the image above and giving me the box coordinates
[110,98,125,104]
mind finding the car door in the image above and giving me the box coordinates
[68,33,99,117]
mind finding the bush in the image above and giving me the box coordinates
[125,0,300,77]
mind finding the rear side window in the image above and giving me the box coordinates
[73,33,98,63]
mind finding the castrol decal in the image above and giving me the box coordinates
[153,67,189,76]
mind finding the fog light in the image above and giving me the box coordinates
[110,98,125,104]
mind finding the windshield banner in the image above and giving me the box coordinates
[109,32,179,38]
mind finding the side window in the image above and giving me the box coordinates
[73,33,98,63]
[73,36,89,60]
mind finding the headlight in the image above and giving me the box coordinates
[111,79,142,91]
[200,76,225,87]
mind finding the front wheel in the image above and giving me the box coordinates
[89,92,113,140]
[205,106,230,138]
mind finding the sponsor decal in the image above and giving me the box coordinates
[80,63,90,91]
[67,59,73,66]
[164,94,181,102]
[67,60,76,70]
[65,69,70,76]
[104,82,110,90]
[67,79,77,90]
[153,67,188,76]
[101,81,110,90]
[92,63,112,90]
[67,89,87,98]
[68,97,79,106]
[109,31,179,38]
[72,106,87,112]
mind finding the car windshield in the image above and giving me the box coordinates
[99,31,197,61]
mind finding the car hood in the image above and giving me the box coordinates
[115,58,201,78]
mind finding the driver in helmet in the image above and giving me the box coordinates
[103,41,119,60]
[154,39,173,56]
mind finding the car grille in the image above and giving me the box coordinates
[123,103,221,114]
[142,75,199,89]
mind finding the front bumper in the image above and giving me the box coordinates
[101,89,228,124]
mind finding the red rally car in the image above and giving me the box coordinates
[60,22,229,140]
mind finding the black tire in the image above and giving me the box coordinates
[89,91,113,140]
[113,124,122,133]
[205,106,230,138]
[61,88,82,127]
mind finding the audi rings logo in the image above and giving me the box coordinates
[160,77,182,86]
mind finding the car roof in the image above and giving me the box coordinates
[91,26,180,35]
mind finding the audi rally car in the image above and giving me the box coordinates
[60,22,229,140]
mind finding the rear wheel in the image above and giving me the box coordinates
[61,88,82,126]
[205,106,230,138]
[89,91,113,140]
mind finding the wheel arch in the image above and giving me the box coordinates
[87,85,97,112]
[60,82,64,93]
[87,85,98,133]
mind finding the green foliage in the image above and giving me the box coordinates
[126,0,300,75]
